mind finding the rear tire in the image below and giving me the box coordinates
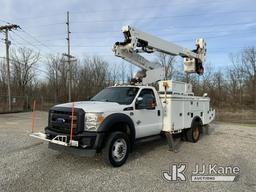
[186,121,201,143]
[102,131,130,167]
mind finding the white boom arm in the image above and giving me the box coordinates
[113,25,206,84]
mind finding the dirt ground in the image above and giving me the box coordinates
[0,112,255,192]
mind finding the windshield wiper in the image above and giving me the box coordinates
[91,99,119,103]
[91,99,110,102]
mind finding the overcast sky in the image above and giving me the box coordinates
[0,0,256,78]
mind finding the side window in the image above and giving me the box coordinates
[136,89,156,110]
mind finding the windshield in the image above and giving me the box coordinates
[91,87,139,105]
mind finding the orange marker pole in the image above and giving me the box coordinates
[32,100,36,133]
[69,101,74,144]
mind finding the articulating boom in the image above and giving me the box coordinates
[113,25,206,84]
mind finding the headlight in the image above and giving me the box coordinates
[84,112,104,131]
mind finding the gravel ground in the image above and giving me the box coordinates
[0,112,255,192]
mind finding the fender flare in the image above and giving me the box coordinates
[191,116,202,124]
[98,113,136,143]
[191,116,203,131]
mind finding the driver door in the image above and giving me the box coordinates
[132,88,162,138]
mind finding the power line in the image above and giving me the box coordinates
[23,22,65,28]
[8,31,63,73]
[10,31,58,57]
[0,19,11,24]
[18,28,55,51]
[11,31,40,50]
[0,56,49,75]
[31,33,66,39]
[8,33,21,46]
[0,19,61,56]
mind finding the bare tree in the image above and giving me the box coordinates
[229,47,256,109]
[155,53,176,79]
[47,54,63,102]
[228,53,244,107]
[11,47,40,95]
[0,59,7,94]
[241,47,256,108]
[108,63,120,85]
[1,44,254,113]
[76,56,109,99]
[120,62,126,84]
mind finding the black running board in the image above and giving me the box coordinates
[134,134,162,144]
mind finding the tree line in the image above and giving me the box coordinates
[0,46,255,110]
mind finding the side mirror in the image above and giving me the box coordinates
[203,93,208,97]
[136,97,156,110]
[136,97,143,104]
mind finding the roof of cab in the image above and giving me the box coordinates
[109,84,153,89]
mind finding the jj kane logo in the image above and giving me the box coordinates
[162,163,240,182]
[162,163,187,182]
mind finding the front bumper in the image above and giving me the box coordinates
[30,128,105,156]
[45,128,105,150]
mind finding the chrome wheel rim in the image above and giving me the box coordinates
[112,138,127,162]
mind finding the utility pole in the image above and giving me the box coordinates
[0,24,20,112]
[66,11,71,102]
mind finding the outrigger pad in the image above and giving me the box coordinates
[164,132,180,153]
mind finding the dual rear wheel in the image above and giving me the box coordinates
[185,121,202,142]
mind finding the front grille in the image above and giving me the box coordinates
[48,107,85,134]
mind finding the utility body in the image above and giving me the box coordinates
[30,25,215,167]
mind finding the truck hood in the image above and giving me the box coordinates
[54,101,125,113]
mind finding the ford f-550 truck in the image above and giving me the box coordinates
[30,26,215,167]
[31,80,214,167]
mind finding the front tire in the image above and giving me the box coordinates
[102,131,130,167]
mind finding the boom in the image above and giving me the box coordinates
[113,25,206,84]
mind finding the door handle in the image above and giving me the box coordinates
[157,110,160,116]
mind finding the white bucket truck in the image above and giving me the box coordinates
[30,25,215,167]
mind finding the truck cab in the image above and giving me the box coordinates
[41,85,163,166]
